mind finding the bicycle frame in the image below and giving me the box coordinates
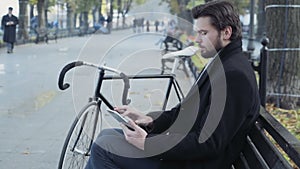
[101,74,184,111]
[76,70,185,157]
[59,61,185,110]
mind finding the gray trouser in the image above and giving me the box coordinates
[85,129,161,169]
[6,42,14,52]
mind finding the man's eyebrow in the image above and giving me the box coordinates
[197,29,208,33]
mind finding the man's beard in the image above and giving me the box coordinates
[201,38,223,58]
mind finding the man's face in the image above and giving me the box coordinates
[195,17,223,58]
[8,9,12,15]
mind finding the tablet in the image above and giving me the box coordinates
[106,109,132,128]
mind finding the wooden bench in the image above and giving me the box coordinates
[34,28,57,44]
[232,107,300,169]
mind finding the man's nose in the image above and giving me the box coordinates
[195,35,203,44]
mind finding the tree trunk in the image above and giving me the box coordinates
[82,11,89,34]
[177,0,193,35]
[122,14,126,28]
[79,13,83,27]
[116,0,121,29]
[92,6,97,26]
[121,0,132,28]
[177,9,193,35]
[18,0,29,41]
[74,13,77,28]
[266,0,300,109]
[37,0,46,28]
[44,0,49,28]
[66,3,74,33]
[110,0,114,17]
[30,5,34,19]
[98,0,103,22]
[256,0,266,40]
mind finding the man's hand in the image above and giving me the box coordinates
[6,21,14,25]
[120,118,147,150]
[115,106,153,126]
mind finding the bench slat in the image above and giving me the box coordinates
[249,123,293,169]
[242,136,270,169]
[259,109,300,167]
[233,153,251,169]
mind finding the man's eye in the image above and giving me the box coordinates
[200,31,207,35]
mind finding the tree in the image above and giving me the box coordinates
[18,0,29,41]
[56,0,79,33]
[256,0,266,40]
[116,0,133,28]
[75,0,95,33]
[98,0,104,22]
[66,2,75,33]
[37,0,46,28]
[160,0,198,35]
[265,0,300,109]
[161,0,249,35]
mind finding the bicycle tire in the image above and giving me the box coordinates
[58,101,101,169]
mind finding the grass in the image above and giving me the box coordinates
[266,104,300,141]
[265,104,300,169]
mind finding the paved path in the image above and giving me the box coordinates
[0,29,193,169]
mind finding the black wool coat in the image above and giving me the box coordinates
[144,39,260,169]
[1,14,19,43]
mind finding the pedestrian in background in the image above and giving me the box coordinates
[1,7,18,53]
[146,20,150,32]
[154,20,159,32]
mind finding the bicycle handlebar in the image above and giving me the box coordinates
[58,61,131,105]
[58,61,84,90]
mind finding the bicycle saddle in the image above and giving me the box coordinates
[162,46,199,59]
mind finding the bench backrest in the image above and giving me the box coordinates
[233,108,300,169]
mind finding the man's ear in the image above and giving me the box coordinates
[222,26,232,40]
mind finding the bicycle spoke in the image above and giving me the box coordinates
[59,102,101,169]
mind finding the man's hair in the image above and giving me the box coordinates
[191,1,242,41]
[8,7,13,11]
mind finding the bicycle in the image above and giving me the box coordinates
[57,61,185,169]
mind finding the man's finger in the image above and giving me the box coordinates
[120,124,131,136]
[121,122,136,135]
[126,117,137,128]
[114,105,129,111]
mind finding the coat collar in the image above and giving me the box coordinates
[188,39,243,94]
[218,39,243,62]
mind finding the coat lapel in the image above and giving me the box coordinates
[184,70,209,100]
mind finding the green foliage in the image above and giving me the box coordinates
[48,0,56,7]
[226,0,250,15]
[266,104,300,141]
[29,0,38,5]
[75,0,95,12]
[186,0,205,10]
[135,0,146,5]
[161,0,250,16]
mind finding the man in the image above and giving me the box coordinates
[1,7,18,53]
[85,1,260,169]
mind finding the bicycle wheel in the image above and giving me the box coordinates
[58,101,101,169]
